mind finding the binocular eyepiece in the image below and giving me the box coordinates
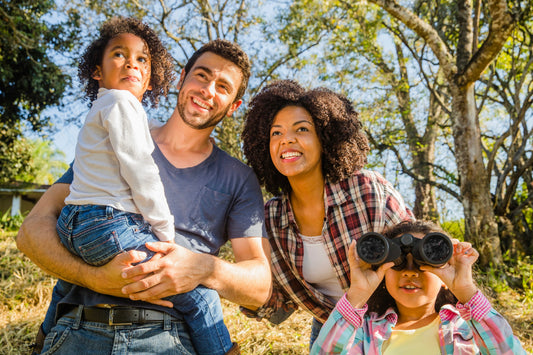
[356,231,453,270]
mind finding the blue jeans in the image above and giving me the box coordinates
[309,317,323,350]
[43,204,232,354]
[42,280,73,336]
[41,306,195,354]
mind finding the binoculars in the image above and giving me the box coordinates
[356,231,453,270]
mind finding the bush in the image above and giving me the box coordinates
[0,209,25,232]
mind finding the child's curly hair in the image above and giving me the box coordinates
[78,16,175,107]
[367,220,458,315]
[242,80,370,196]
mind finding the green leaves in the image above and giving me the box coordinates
[0,0,77,184]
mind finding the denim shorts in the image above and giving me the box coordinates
[57,204,157,266]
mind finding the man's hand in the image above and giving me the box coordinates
[83,249,173,307]
[120,242,212,302]
[86,250,148,297]
[119,237,271,309]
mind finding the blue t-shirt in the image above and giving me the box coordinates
[56,143,266,317]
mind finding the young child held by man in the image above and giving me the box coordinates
[41,16,234,355]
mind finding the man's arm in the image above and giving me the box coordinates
[16,183,145,297]
[121,237,272,308]
[209,237,272,308]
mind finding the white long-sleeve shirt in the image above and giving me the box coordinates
[65,88,175,242]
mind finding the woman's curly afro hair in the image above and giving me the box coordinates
[242,80,370,196]
[78,16,176,107]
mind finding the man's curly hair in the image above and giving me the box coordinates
[242,80,370,196]
[78,16,175,107]
[183,39,250,102]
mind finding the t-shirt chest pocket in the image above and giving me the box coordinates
[190,185,232,232]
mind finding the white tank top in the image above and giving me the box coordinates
[301,234,344,302]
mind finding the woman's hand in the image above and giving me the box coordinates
[346,240,393,308]
[421,241,479,303]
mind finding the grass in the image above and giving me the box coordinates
[1,230,532,354]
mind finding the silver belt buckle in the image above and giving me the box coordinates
[108,308,133,326]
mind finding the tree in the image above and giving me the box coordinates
[23,139,69,185]
[0,0,79,184]
[361,0,530,266]
[477,19,533,256]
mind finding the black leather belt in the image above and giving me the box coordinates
[63,306,175,326]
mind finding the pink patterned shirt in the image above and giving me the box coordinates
[311,291,526,354]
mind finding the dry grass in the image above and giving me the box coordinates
[1,231,531,354]
[0,232,311,354]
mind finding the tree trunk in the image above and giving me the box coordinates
[412,91,441,222]
[412,147,439,221]
[392,38,439,222]
[451,82,502,266]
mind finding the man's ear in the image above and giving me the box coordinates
[177,68,186,89]
[92,66,102,81]
[226,99,242,117]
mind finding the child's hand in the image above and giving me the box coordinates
[346,240,393,308]
[421,241,479,303]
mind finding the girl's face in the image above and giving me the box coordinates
[385,232,445,320]
[93,33,152,102]
[269,105,323,181]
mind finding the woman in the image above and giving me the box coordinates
[311,220,526,354]
[241,80,414,346]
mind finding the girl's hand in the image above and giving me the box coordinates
[346,240,393,308]
[421,241,479,303]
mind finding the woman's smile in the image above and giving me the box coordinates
[280,149,303,161]
[269,106,323,179]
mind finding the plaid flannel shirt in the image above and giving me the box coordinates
[243,170,413,323]
[311,291,527,354]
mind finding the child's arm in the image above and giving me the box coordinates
[345,241,394,308]
[423,242,527,354]
[104,91,175,242]
[310,294,374,355]
[457,291,527,354]
[311,241,393,354]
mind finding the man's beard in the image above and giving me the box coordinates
[177,91,231,130]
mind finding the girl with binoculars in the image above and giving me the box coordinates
[311,220,526,354]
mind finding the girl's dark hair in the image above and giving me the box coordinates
[367,220,458,315]
[242,80,370,196]
[79,16,175,107]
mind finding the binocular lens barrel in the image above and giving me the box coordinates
[419,233,453,264]
[356,232,389,264]
[356,231,453,269]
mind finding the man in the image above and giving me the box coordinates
[16,39,271,354]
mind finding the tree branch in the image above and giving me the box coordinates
[362,0,456,77]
